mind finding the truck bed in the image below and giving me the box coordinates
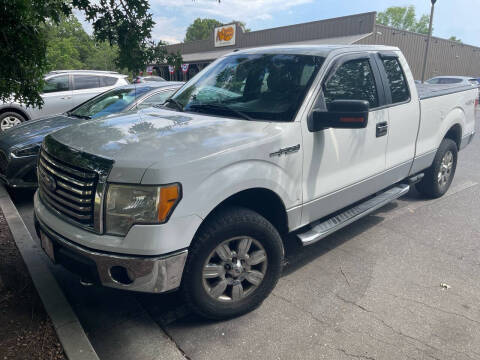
[416,83,479,100]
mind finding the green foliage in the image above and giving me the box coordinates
[0,0,70,108]
[377,6,430,34]
[185,18,223,42]
[74,0,155,75]
[45,15,120,71]
[448,36,462,43]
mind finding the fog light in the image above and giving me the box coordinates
[109,266,134,285]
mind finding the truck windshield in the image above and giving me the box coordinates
[168,53,325,122]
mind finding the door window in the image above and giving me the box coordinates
[43,75,69,93]
[74,75,102,90]
[323,59,379,108]
[381,58,410,103]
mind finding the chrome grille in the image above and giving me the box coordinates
[38,149,98,228]
[0,151,7,175]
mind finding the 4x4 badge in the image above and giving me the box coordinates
[269,144,300,157]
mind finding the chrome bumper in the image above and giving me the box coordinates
[35,216,188,293]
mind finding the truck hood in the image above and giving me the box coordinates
[49,107,271,183]
[0,114,83,152]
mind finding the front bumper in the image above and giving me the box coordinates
[34,215,188,293]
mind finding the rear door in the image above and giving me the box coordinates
[374,52,420,172]
[72,75,106,107]
[30,75,73,119]
[301,52,389,224]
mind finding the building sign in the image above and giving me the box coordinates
[214,24,236,47]
[181,64,189,73]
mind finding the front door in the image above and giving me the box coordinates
[300,53,389,225]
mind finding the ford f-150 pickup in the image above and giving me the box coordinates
[33,45,478,319]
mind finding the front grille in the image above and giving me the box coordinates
[38,150,98,228]
[0,151,7,175]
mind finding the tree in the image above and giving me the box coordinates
[377,6,430,34]
[185,18,223,42]
[0,0,70,108]
[45,15,121,71]
[448,36,462,43]
[74,0,155,75]
[0,0,158,107]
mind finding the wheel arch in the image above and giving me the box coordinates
[443,123,462,150]
[0,106,31,121]
[195,187,290,239]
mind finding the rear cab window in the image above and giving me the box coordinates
[380,56,410,104]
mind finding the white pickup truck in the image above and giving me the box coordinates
[33,45,477,319]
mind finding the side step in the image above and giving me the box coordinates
[297,184,410,246]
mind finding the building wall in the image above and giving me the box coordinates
[166,12,376,55]
[358,24,480,79]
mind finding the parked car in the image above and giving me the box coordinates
[0,82,183,188]
[0,70,129,132]
[133,75,166,84]
[425,76,479,86]
[33,45,477,320]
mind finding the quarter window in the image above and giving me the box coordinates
[43,75,69,93]
[74,75,102,90]
[381,58,410,103]
[137,90,176,109]
[323,59,379,108]
[102,76,118,86]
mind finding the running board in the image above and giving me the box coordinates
[297,184,410,246]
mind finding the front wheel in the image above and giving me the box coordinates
[181,207,284,320]
[416,138,458,198]
[0,112,25,132]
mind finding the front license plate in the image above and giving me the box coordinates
[40,232,56,263]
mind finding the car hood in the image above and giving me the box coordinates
[49,107,272,183]
[0,114,83,151]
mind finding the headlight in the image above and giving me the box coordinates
[105,183,181,236]
[12,144,41,157]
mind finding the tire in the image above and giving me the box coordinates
[182,206,284,320]
[0,112,25,132]
[416,138,458,198]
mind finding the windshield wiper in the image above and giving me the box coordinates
[161,98,184,112]
[66,111,91,120]
[188,103,253,121]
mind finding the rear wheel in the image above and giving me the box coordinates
[0,112,25,132]
[182,207,284,320]
[416,138,458,198]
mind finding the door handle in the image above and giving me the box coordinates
[376,122,388,137]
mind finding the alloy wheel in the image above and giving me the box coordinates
[202,236,268,302]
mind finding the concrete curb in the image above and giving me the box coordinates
[0,185,99,360]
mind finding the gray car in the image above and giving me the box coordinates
[0,70,129,132]
[426,76,479,86]
[0,81,183,188]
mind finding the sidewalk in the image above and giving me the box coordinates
[0,207,65,360]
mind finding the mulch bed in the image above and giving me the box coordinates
[0,208,65,360]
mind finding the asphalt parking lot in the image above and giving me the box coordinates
[8,114,480,360]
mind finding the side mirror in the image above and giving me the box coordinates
[309,100,369,132]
